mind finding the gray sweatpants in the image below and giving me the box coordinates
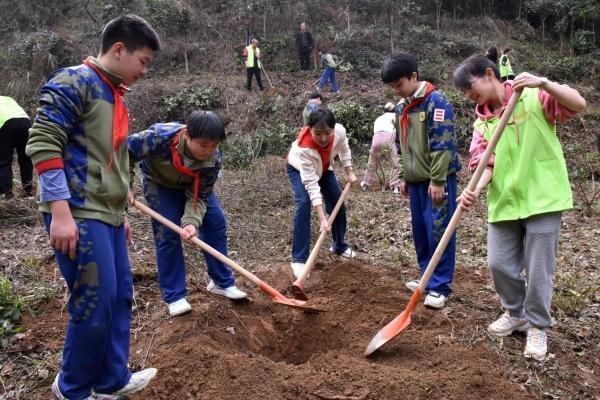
[487,212,562,328]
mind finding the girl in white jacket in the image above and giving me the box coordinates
[286,108,357,278]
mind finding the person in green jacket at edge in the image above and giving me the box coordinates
[454,55,586,362]
[499,48,515,81]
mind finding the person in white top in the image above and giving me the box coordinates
[360,102,400,193]
[286,108,358,278]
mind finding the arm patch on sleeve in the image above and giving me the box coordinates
[433,108,445,122]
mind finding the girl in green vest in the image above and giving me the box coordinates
[499,48,514,81]
[452,55,586,362]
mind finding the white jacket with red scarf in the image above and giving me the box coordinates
[287,123,352,207]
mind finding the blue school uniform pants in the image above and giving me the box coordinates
[143,181,234,304]
[318,66,339,93]
[407,174,457,296]
[43,214,132,400]
[287,164,349,262]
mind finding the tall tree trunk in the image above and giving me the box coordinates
[346,4,350,31]
[389,10,394,53]
[435,0,442,32]
[263,0,267,39]
[517,0,522,20]
[542,17,546,43]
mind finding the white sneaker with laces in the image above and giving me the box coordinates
[329,246,357,259]
[423,291,447,309]
[487,311,530,337]
[207,280,248,300]
[290,262,305,279]
[167,298,192,317]
[524,327,547,361]
[92,368,158,399]
[405,280,420,292]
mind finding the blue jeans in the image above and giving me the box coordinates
[318,66,339,92]
[144,180,235,304]
[407,174,457,296]
[43,214,132,400]
[287,164,348,262]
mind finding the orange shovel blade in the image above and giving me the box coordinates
[364,289,422,356]
[291,282,308,301]
[259,282,321,312]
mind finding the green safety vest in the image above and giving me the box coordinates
[245,45,262,68]
[474,87,572,223]
[0,96,28,129]
[499,54,513,78]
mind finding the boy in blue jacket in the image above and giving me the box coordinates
[26,14,161,400]
[128,111,247,317]
[381,52,461,309]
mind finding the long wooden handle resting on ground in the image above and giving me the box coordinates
[261,63,274,88]
[364,91,522,356]
[292,182,352,299]
[133,200,319,312]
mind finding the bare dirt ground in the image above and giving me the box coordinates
[1,156,598,399]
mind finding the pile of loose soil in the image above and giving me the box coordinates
[125,261,533,400]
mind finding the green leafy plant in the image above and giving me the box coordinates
[0,276,23,348]
[329,100,378,145]
[164,86,223,121]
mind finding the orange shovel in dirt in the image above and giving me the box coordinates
[365,91,522,356]
[133,200,320,313]
[292,182,352,300]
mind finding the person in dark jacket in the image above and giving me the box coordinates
[296,22,313,71]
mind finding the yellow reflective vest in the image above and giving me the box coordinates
[245,45,262,68]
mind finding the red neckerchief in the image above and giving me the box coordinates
[297,126,334,171]
[171,129,201,212]
[83,57,129,171]
[400,82,436,149]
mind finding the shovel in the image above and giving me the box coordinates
[292,182,352,300]
[133,200,320,313]
[365,91,522,356]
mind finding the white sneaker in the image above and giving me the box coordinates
[360,181,368,191]
[393,187,400,194]
[167,298,192,317]
[487,311,530,337]
[207,280,248,300]
[290,262,305,279]
[405,280,420,292]
[423,291,447,309]
[93,368,157,399]
[330,246,357,259]
[524,327,547,361]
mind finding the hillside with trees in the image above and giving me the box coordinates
[0,1,598,399]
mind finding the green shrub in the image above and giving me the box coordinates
[221,134,260,169]
[7,30,75,78]
[0,276,23,348]
[222,121,295,169]
[145,0,191,35]
[329,100,378,145]
[164,85,223,121]
[571,30,595,55]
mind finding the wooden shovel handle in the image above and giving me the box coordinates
[133,200,262,287]
[417,91,521,293]
[296,181,352,283]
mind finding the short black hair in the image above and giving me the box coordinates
[100,14,161,54]
[381,52,419,84]
[453,55,500,90]
[485,47,498,64]
[309,92,323,101]
[186,110,226,142]
[503,48,511,53]
[308,108,335,129]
